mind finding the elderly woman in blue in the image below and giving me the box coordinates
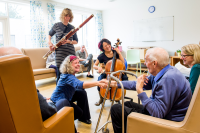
[51,55,106,125]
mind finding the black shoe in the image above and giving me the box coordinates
[79,119,92,124]
[87,74,94,78]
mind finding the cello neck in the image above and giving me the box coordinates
[110,38,121,72]
[110,50,117,72]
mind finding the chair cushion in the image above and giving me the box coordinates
[33,68,55,75]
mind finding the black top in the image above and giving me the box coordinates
[37,89,57,121]
[97,50,119,65]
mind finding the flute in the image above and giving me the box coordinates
[43,14,94,59]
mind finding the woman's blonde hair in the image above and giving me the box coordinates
[60,55,75,74]
[60,8,73,23]
[181,44,200,65]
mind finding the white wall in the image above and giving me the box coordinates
[102,0,200,57]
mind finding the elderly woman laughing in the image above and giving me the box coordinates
[51,55,107,125]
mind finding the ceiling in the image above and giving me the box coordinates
[50,0,148,11]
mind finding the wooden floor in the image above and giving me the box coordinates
[36,70,151,133]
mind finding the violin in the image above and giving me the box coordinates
[100,38,126,101]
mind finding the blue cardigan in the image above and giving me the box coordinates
[118,65,192,122]
[51,74,84,103]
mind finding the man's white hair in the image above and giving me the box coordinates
[146,47,169,67]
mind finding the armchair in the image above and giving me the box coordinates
[127,76,200,133]
[0,54,74,133]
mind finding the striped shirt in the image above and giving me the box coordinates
[49,22,78,68]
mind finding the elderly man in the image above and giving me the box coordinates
[76,45,93,78]
[101,47,192,133]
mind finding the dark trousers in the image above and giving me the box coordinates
[70,89,91,121]
[80,54,93,72]
[49,64,58,78]
[111,101,150,133]
[56,66,61,84]
[55,99,78,133]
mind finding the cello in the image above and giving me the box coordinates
[95,38,126,133]
[99,38,126,101]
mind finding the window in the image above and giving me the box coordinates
[8,3,32,48]
[0,2,7,16]
[0,1,100,52]
[0,2,31,48]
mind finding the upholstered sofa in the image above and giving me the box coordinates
[21,47,56,80]
[21,46,93,80]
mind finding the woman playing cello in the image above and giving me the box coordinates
[93,38,128,106]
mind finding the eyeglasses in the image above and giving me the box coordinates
[181,54,193,58]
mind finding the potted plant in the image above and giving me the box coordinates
[177,50,181,57]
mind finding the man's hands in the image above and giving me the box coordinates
[98,74,149,95]
[82,47,86,51]
[98,81,107,88]
[136,74,148,94]
[99,79,117,88]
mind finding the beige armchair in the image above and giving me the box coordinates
[127,76,200,133]
[0,54,74,133]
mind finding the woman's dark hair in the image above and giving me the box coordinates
[98,38,111,52]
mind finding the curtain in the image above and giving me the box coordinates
[30,1,47,47]
[95,12,104,54]
[47,3,56,44]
